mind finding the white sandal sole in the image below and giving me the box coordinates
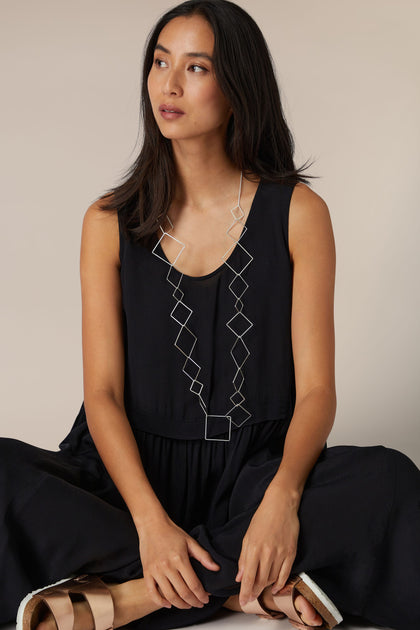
[298,571,343,626]
[16,573,77,630]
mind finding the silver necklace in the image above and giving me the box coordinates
[152,171,254,441]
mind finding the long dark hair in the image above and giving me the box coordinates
[97,0,317,248]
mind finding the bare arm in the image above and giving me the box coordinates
[80,202,219,609]
[235,183,337,602]
[80,203,166,533]
[265,182,337,506]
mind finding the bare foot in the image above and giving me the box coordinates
[263,586,323,626]
[223,586,323,626]
[33,578,161,630]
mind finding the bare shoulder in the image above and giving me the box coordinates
[288,182,335,263]
[81,199,120,269]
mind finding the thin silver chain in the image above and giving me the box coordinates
[151,171,253,441]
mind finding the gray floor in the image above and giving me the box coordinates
[3,607,392,630]
[173,608,390,630]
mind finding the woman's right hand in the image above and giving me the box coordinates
[138,514,220,609]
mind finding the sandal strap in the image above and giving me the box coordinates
[240,594,285,619]
[65,575,114,630]
[271,577,311,626]
[236,573,341,629]
[35,575,114,630]
[240,597,266,616]
[33,592,74,630]
[256,593,286,620]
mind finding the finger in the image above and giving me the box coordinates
[267,559,282,585]
[168,567,208,608]
[165,568,206,608]
[156,574,193,609]
[180,559,211,605]
[144,575,171,608]
[187,537,220,572]
[235,566,243,582]
[272,555,295,594]
[251,555,274,600]
[235,554,244,582]
[238,551,259,606]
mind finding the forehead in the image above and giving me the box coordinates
[157,15,214,52]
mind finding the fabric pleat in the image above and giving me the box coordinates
[1,421,419,630]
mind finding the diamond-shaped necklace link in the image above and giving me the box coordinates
[151,171,253,441]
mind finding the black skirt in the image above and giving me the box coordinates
[1,419,419,630]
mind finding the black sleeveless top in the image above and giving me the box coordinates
[59,179,297,451]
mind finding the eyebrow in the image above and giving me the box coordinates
[154,43,213,63]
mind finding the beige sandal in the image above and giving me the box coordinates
[16,573,115,630]
[240,571,343,629]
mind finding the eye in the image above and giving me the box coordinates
[153,58,208,73]
[189,64,208,73]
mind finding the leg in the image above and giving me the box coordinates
[0,437,142,623]
[34,577,161,630]
[181,444,420,630]
[0,437,229,630]
[223,589,324,626]
[357,447,420,630]
[290,445,420,630]
[6,425,418,630]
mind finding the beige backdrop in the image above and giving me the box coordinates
[1,0,419,465]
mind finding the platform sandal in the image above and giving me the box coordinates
[16,573,115,630]
[240,571,343,629]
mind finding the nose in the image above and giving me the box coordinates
[162,67,183,96]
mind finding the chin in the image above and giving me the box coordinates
[157,129,186,140]
[156,127,197,142]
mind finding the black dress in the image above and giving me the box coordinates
[1,180,419,630]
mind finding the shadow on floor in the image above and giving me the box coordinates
[2,608,393,630]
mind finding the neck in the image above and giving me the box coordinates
[170,134,241,211]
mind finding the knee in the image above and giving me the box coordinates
[0,436,20,466]
[0,437,20,488]
[381,446,419,476]
[380,446,420,501]
[0,436,37,477]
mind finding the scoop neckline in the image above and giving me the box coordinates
[155,178,263,282]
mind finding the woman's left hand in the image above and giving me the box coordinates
[235,483,301,607]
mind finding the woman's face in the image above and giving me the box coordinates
[147,15,232,142]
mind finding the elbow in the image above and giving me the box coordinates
[296,384,337,421]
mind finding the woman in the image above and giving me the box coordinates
[2,1,419,630]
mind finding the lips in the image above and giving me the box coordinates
[159,104,185,114]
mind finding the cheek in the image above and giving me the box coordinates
[147,73,157,102]
[195,85,230,120]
